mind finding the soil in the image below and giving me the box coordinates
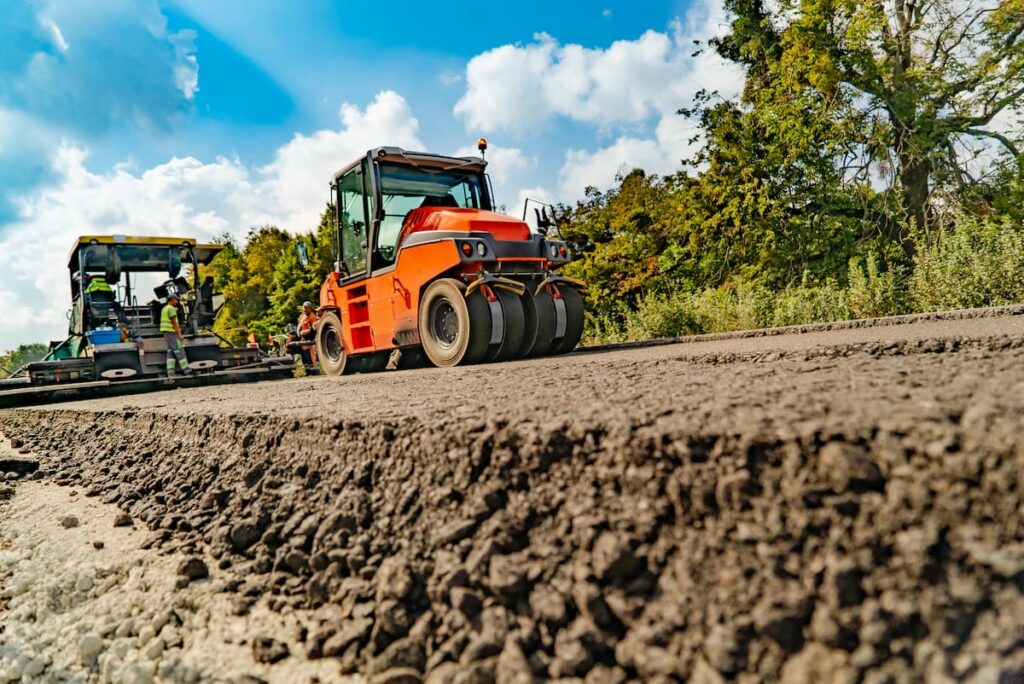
[2,310,1024,682]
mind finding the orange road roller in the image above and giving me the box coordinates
[313,143,585,374]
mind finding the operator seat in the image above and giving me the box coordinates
[419,194,459,209]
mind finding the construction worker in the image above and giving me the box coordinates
[297,301,319,372]
[84,275,115,305]
[160,294,192,376]
[84,275,114,295]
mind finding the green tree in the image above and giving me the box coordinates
[0,343,47,378]
[717,0,1024,254]
[206,206,337,346]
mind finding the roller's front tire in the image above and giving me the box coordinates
[315,311,349,376]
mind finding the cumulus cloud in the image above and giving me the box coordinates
[261,91,423,231]
[0,91,422,350]
[454,0,740,136]
[454,0,742,201]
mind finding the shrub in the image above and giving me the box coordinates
[769,280,850,327]
[909,216,1024,311]
[624,292,701,340]
[848,254,907,319]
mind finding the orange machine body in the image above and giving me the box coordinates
[320,207,553,358]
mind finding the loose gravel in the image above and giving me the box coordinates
[1,312,1023,682]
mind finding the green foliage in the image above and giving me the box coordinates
[0,343,48,378]
[909,216,1024,311]
[768,280,850,328]
[208,206,336,346]
[848,255,908,319]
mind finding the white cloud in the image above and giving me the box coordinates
[0,91,424,350]
[453,143,534,186]
[454,0,742,203]
[454,0,742,136]
[39,16,68,53]
[261,90,423,232]
[557,112,702,198]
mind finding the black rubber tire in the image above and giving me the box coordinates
[315,311,349,376]
[521,285,557,357]
[550,286,585,355]
[419,279,491,367]
[94,350,142,380]
[487,288,526,362]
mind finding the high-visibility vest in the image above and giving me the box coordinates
[85,276,113,294]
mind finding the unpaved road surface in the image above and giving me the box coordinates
[2,309,1024,683]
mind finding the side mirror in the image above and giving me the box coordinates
[296,242,310,268]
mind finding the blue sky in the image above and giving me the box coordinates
[0,0,740,349]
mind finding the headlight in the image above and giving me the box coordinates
[549,244,558,258]
[476,242,487,257]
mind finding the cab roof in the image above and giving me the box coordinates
[332,147,488,181]
[68,235,224,272]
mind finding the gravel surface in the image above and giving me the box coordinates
[2,311,1023,682]
[0,439,350,684]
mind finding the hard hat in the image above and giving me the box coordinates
[302,300,313,308]
[167,293,180,301]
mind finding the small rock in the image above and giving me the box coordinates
[592,531,642,584]
[137,625,156,648]
[282,550,310,575]
[120,664,155,684]
[780,643,856,684]
[496,638,535,684]
[819,442,884,492]
[252,636,289,664]
[143,637,165,661]
[488,554,527,599]
[434,518,478,545]
[23,657,47,678]
[369,668,423,684]
[369,636,426,674]
[60,515,80,529]
[76,574,94,592]
[377,555,415,602]
[177,557,209,582]
[704,625,745,675]
[113,512,133,527]
[93,540,105,550]
[450,587,484,619]
[79,633,104,662]
[321,617,373,658]
[229,521,263,551]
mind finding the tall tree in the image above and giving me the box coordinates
[718,0,1024,254]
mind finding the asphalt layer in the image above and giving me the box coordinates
[2,310,1024,682]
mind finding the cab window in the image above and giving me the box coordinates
[374,163,487,267]
[337,167,369,276]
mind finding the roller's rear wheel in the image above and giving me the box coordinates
[521,285,557,357]
[487,288,526,362]
[315,311,349,376]
[550,286,585,355]
[419,279,491,367]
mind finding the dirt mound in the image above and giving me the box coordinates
[3,331,1024,682]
